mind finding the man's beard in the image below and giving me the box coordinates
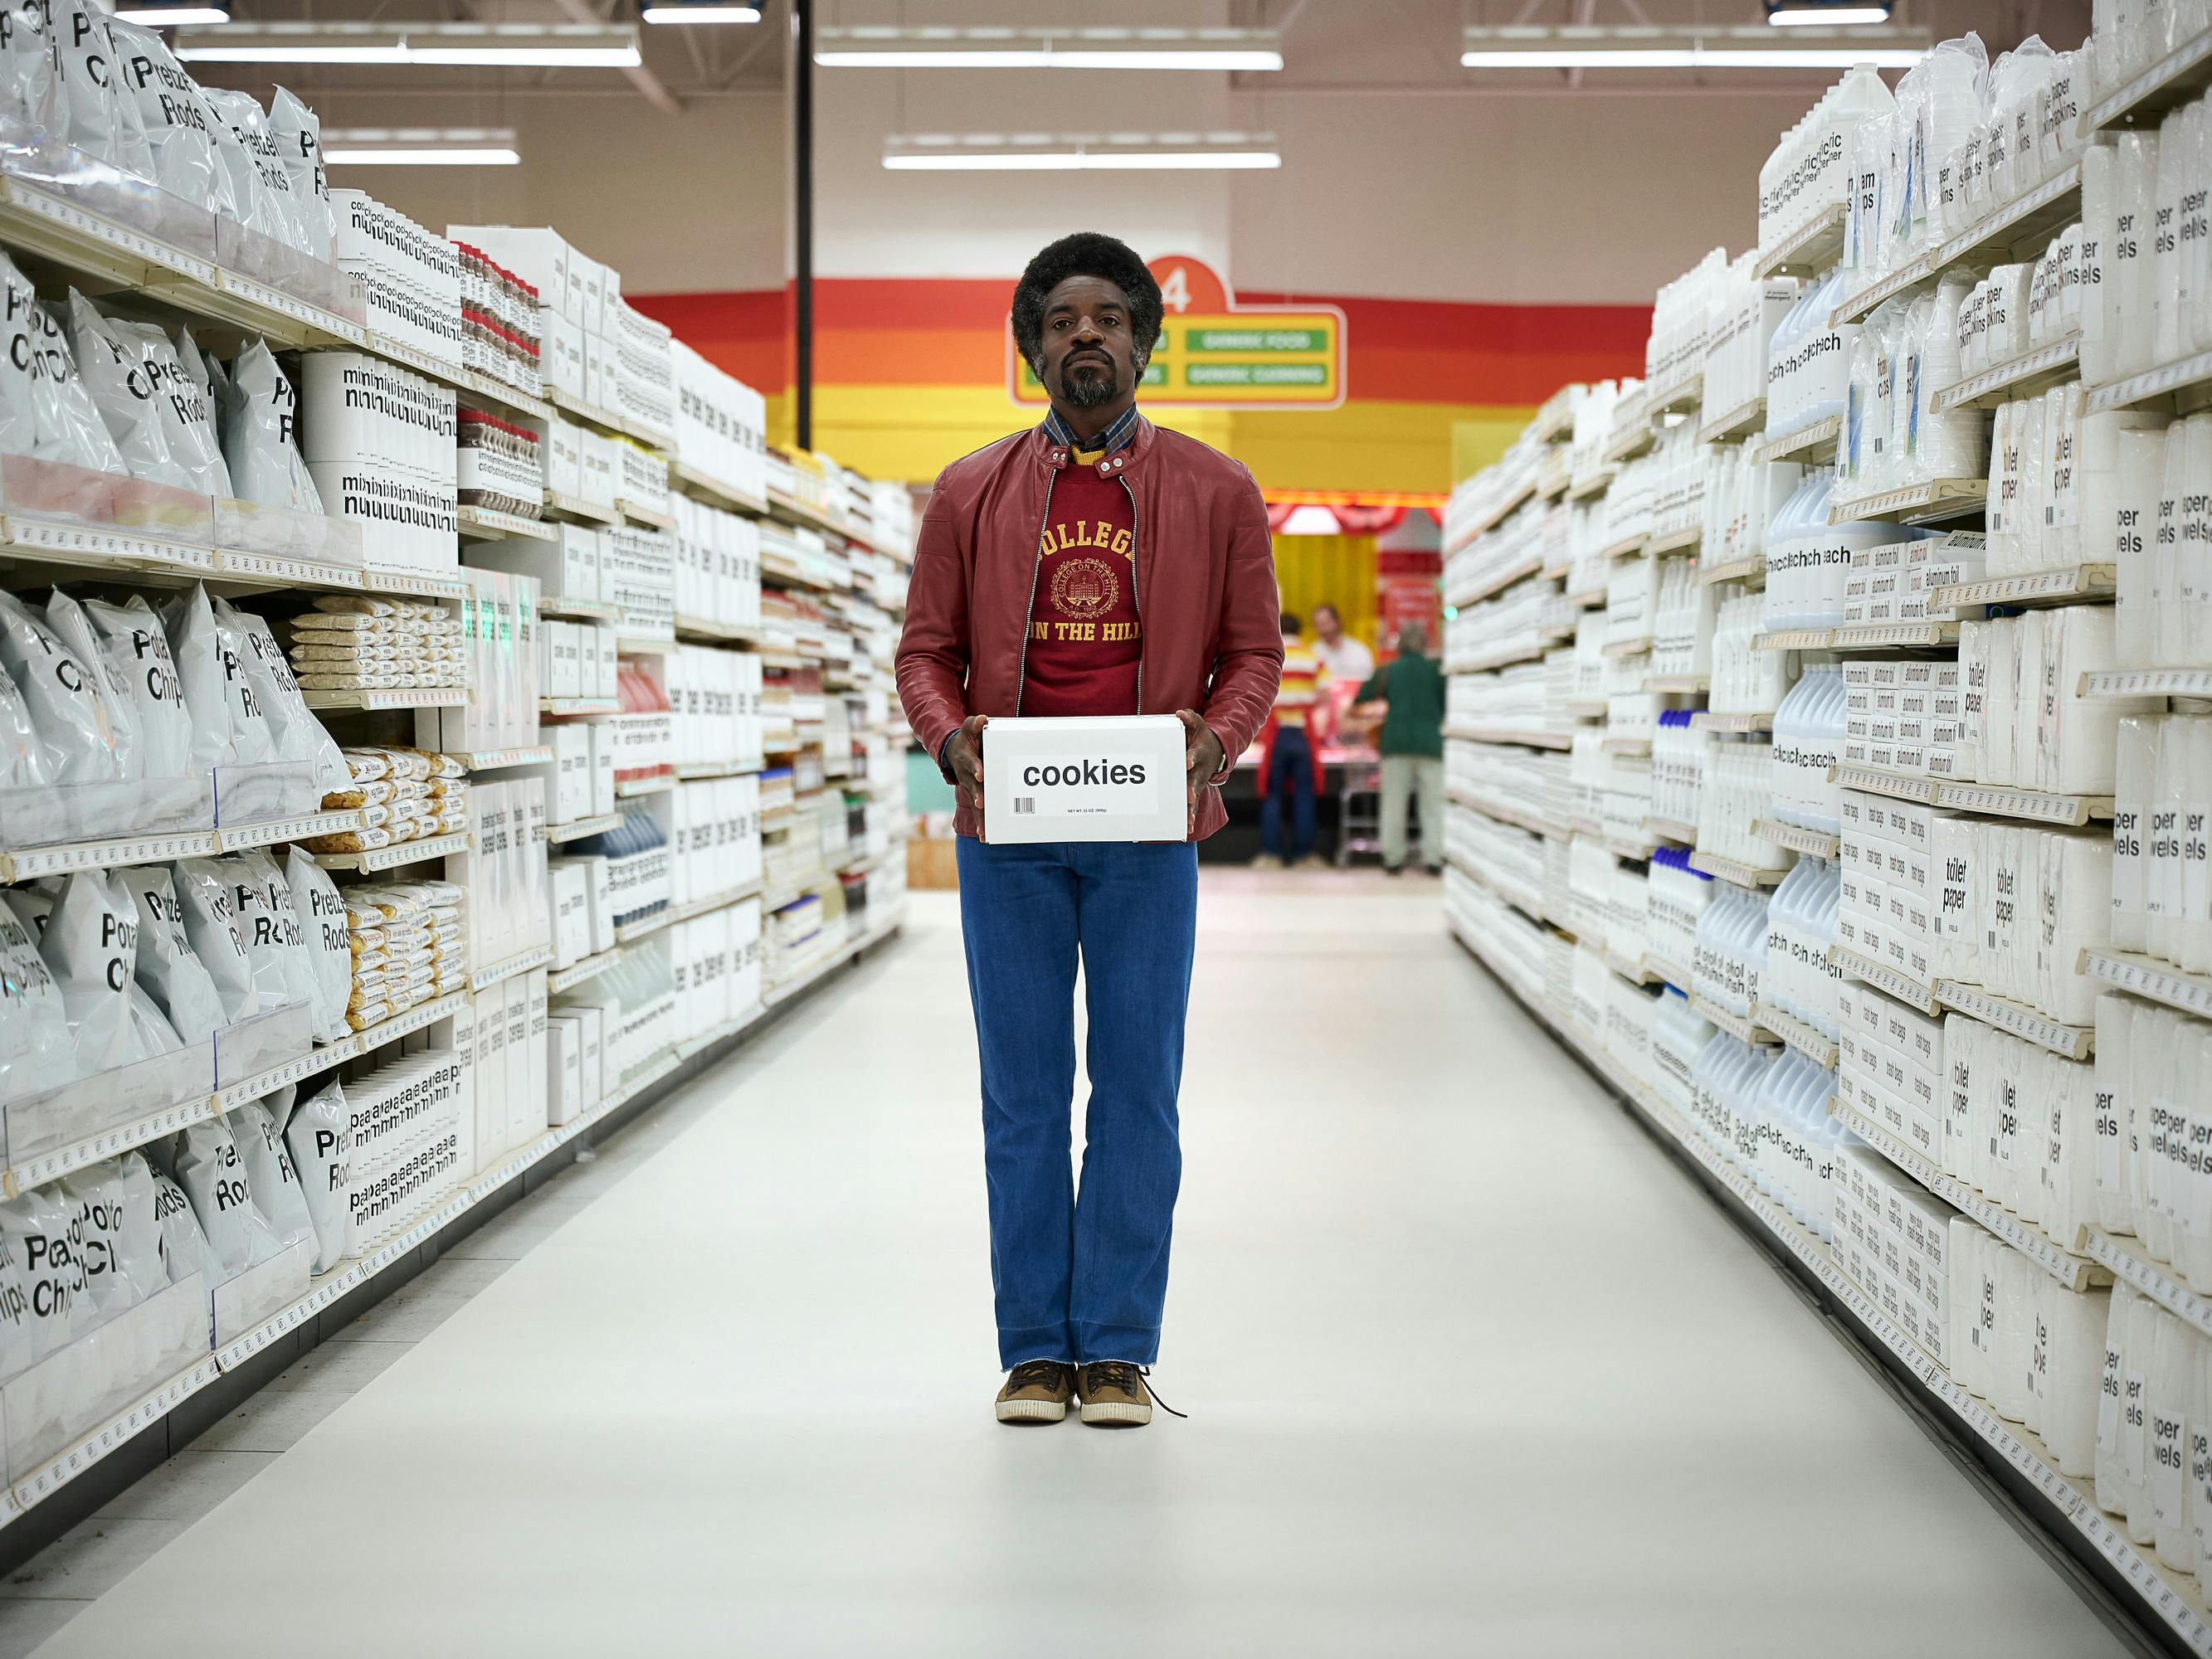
[1055,357,1120,407]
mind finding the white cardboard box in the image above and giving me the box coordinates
[981,715,1186,844]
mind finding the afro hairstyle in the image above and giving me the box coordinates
[1009,231,1165,377]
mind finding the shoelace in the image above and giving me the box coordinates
[1006,1360,1072,1391]
[1086,1360,1187,1419]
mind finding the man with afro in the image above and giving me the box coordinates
[897,232,1284,1428]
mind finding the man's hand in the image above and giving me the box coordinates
[946,713,988,836]
[1176,708,1225,835]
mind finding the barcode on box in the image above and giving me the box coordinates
[1014,798,1035,815]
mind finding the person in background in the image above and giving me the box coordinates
[1357,620,1446,876]
[1309,602,1374,687]
[1251,611,1327,872]
[896,231,1283,1431]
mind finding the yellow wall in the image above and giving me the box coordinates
[1273,536,1380,650]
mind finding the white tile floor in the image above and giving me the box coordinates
[4,876,2130,1657]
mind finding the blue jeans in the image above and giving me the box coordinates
[1261,725,1316,860]
[956,836,1198,1369]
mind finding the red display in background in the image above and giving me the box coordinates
[1376,549,1441,664]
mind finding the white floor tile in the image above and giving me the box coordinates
[22,883,2129,1657]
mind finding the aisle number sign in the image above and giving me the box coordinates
[1011,254,1345,411]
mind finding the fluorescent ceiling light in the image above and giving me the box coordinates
[111,4,229,23]
[818,26,1280,70]
[1462,23,1926,68]
[174,22,641,66]
[641,2,759,19]
[884,132,1280,171]
[1768,3,1893,23]
[324,127,520,166]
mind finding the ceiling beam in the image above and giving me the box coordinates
[553,0,680,113]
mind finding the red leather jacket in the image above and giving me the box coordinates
[897,416,1283,840]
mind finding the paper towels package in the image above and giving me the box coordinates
[982,715,1188,844]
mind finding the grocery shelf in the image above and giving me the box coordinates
[1645,815,1698,846]
[1746,819,1836,861]
[2087,345,2212,416]
[671,460,769,518]
[1834,255,1933,328]
[2080,947,2212,1022]
[1536,450,1573,502]
[1688,992,1778,1048]
[1601,534,1648,562]
[1648,370,1704,420]
[1445,783,1566,840]
[1751,414,1840,468]
[2,821,225,882]
[1566,586,1609,611]
[212,809,363,854]
[1755,202,1847,279]
[547,386,673,453]
[614,774,675,798]
[456,506,556,542]
[617,497,675,531]
[1440,722,1573,749]
[1601,733,1652,756]
[445,745,553,772]
[1830,941,1939,1014]
[1936,781,2112,826]
[1603,416,1655,467]
[540,697,621,717]
[1832,1101,2107,1292]
[1565,465,1617,504]
[1645,673,1710,694]
[1832,765,2110,827]
[1831,479,1987,526]
[1693,710,1774,732]
[1833,761,1941,803]
[1939,163,2083,270]
[1933,980,2095,1060]
[1698,397,1766,445]
[363,567,470,601]
[300,686,467,713]
[673,614,765,646]
[1833,620,1963,650]
[1646,953,1693,992]
[1937,563,2116,611]
[613,880,763,945]
[546,945,626,995]
[1605,946,1657,986]
[1644,526,1701,557]
[541,596,623,624]
[1697,556,1763,586]
[469,945,552,995]
[1933,337,2082,413]
[543,491,620,528]
[1689,849,1786,888]
[310,831,468,872]
[1601,632,1654,658]
[1604,833,1659,861]
[2083,1228,2212,1344]
[1452,554,1542,606]
[545,812,622,846]
[675,760,763,781]
[2085,22,2212,134]
[1754,627,1833,651]
[1752,1000,1839,1070]
[1446,640,1556,674]
[2080,666,2212,698]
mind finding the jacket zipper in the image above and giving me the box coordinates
[1012,464,1056,715]
[1119,471,1143,712]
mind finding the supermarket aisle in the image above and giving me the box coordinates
[25,877,2122,1657]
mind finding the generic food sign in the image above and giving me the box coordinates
[1012,255,1345,411]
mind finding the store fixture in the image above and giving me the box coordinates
[0,48,910,1548]
[1442,22,2212,1651]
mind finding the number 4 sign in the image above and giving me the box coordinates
[1011,254,1345,411]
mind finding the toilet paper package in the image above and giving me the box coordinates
[980,716,1189,844]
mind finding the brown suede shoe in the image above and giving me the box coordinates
[996,1360,1076,1423]
[1075,1361,1153,1427]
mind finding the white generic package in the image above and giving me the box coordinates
[980,715,1188,844]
